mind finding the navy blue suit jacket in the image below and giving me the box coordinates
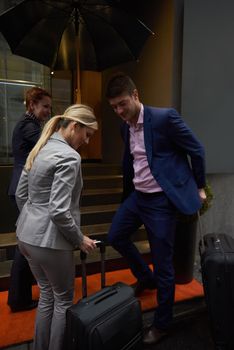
[8,115,41,196]
[121,106,206,215]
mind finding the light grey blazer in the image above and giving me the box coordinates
[15,132,84,250]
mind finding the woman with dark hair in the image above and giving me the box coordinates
[8,86,52,312]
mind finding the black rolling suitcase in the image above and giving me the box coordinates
[200,232,234,350]
[64,242,143,350]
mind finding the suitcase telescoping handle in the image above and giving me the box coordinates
[198,212,219,253]
[198,211,209,255]
[198,213,224,254]
[197,212,204,252]
[80,240,106,298]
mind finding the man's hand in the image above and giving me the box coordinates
[198,188,207,202]
[80,236,97,254]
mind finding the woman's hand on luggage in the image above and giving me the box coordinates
[80,236,97,254]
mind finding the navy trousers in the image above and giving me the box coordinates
[8,246,34,307]
[8,196,34,308]
[108,190,177,330]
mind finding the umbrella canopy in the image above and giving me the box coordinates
[0,0,154,71]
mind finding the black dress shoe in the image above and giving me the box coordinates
[131,279,157,297]
[10,300,38,313]
[143,326,167,345]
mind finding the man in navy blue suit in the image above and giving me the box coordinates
[106,73,206,345]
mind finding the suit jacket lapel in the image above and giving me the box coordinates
[124,123,130,149]
[143,109,153,168]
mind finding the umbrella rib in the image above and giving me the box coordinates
[28,1,153,48]
[84,8,152,61]
[80,3,154,36]
[40,1,112,13]
[138,18,155,35]
[40,0,72,15]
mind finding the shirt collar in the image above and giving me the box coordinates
[24,111,42,126]
[137,104,144,124]
[127,103,144,127]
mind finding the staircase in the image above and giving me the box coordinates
[0,163,150,291]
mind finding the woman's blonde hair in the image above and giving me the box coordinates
[25,104,98,171]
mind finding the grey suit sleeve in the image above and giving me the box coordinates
[48,153,84,248]
[15,168,29,211]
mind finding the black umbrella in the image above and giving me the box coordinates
[0,0,154,72]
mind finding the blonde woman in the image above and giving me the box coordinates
[15,104,98,350]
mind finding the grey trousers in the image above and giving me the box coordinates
[18,241,75,350]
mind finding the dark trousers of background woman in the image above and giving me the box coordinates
[7,196,37,312]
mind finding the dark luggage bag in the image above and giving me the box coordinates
[64,242,143,350]
[200,233,234,350]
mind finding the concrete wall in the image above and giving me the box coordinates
[181,0,234,173]
[181,1,234,252]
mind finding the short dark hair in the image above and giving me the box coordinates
[105,73,136,99]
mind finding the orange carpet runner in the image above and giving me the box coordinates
[0,268,204,348]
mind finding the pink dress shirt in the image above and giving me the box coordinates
[129,104,163,193]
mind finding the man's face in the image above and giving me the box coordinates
[109,90,140,124]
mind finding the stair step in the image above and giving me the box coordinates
[81,163,122,176]
[0,226,147,251]
[0,232,16,248]
[83,175,122,189]
[83,188,122,195]
[73,241,150,265]
[81,188,122,206]
[81,203,119,214]
[85,224,147,242]
[80,203,119,225]
[0,260,12,278]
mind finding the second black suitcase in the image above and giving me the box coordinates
[64,242,143,350]
[200,233,234,350]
